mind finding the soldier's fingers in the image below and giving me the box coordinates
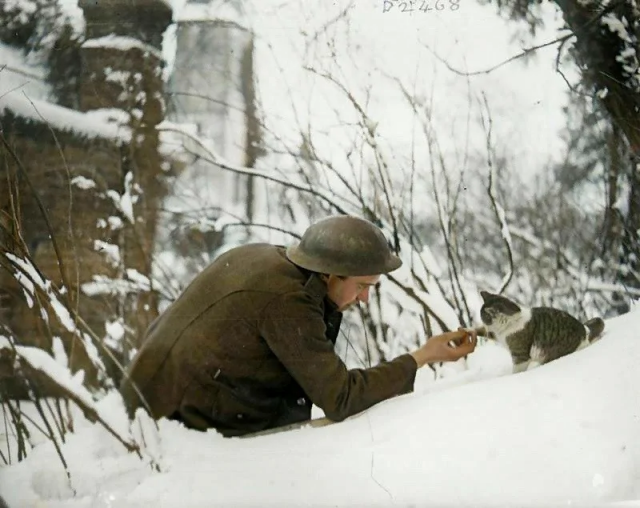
[458,328,477,344]
[460,335,478,354]
[467,329,478,344]
[450,328,475,346]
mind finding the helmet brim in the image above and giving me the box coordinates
[286,244,402,277]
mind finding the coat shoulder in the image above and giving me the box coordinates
[203,243,307,294]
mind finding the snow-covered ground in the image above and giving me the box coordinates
[2,303,639,508]
[2,1,639,507]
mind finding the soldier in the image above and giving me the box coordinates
[120,215,477,437]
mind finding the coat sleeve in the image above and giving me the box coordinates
[259,290,418,422]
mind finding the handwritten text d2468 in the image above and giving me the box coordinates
[383,0,460,13]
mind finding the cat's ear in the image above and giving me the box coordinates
[500,295,521,314]
[480,291,493,302]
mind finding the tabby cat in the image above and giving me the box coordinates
[477,291,605,373]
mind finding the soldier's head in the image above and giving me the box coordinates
[286,215,402,311]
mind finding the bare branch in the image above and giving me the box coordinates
[421,32,575,77]
[479,93,514,294]
[157,123,358,215]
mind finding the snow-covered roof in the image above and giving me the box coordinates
[0,95,132,144]
[175,0,246,27]
[0,42,129,143]
[82,35,163,61]
[0,42,51,101]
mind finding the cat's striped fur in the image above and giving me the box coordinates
[478,291,605,373]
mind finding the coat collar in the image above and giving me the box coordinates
[278,244,340,314]
[302,272,341,313]
[303,272,328,303]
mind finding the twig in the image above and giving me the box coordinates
[303,66,402,250]
[1,403,11,465]
[3,397,30,461]
[386,273,450,333]
[0,251,159,428]
[479,94,514,294]
[0,63,46,81]
[23,93,83,369]
[0,134,73,296]
[17,357,144,460]
[157,124,357,215]
[422,32,575,77]
[389,74,472,323]
[10,405,51,441]
[30,392,75,493]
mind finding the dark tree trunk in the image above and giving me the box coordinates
[555,0,640,289]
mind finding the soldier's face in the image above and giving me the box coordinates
[326,274,380,312]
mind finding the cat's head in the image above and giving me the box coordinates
[479,291,522,328]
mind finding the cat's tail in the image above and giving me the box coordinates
[584,317,605,342]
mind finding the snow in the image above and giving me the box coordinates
[2,306,639,507]
[175,0,245,26]
[81,269,151,298]
[96,217,125,231]
[1,29,132,143]
[602,13,633,43]
[124,269,151,290]
[0,42,51,101]
[0,94,132,144]
[104,319,126,350]
[105,172,138,224]
[3,0,37,17]
[57,0,86,34]
[10,263,36,309]
[12,346,95,409]
[52,336,69,368]
[105,320,125,343]
[70,176,96,190]
[2,0,639,505]
[94,240,121,268]
[5,254,107,376]
[82,35,163,61]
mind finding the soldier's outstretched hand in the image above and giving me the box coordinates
[410,327,477,368]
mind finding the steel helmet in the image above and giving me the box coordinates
[286,215,402,276]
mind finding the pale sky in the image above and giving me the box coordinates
[164,0,575,188]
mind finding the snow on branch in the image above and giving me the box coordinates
[475,213,640,299]
[105,171,139,224]
[70,175,97,190]
[4,253,107,378]
[600,12,640,89]
[0,336,147,461]
[81,269,151,297]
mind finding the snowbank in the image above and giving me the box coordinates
[1,306,639,507]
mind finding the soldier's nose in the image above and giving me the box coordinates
[358,288,370,304]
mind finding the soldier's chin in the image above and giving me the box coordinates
[340,301,358,312]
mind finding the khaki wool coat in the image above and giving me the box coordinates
[120,243,418,437]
